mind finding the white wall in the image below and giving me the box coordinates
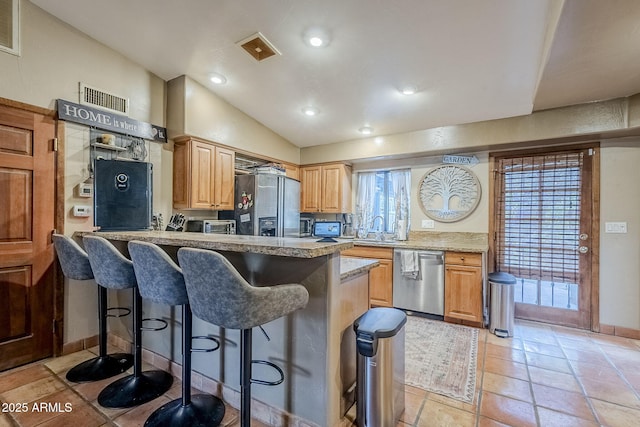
[167,75,301,165]
[600,140,640,329]
[353,153,489,233]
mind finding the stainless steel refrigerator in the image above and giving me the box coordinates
[234,174,300,237]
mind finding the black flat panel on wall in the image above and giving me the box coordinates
[94,159,152,231]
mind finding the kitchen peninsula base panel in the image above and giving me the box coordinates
[99,243,345,427]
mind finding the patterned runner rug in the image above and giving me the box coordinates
[404,315,478,403]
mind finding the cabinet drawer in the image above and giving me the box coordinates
[445,251,482,267]
[342,246,393,260]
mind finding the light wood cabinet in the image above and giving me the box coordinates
[444,251,483,325]
[284,164,299,180]
[342,246,393,307]
[173,137,235,210]
[300,163,352,213]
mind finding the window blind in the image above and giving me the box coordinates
[0,0,15,52]
[495,153,583,283]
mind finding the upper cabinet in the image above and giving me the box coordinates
[300,163,352,213]
[173,137,235,210]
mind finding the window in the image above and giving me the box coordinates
[0,0,19,55]
[356,169,410,236]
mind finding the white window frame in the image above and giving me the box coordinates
[0,0,20,56]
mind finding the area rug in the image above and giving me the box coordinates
[404,315,478,403]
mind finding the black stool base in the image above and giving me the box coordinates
[144,394,225,427]
[65,354,134,383]
[98,370,174,408]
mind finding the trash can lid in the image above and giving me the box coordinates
[353,307,407,338]
[488,272,517,284]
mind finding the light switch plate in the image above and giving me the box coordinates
[605,222,627,233]
[421,219,435,229]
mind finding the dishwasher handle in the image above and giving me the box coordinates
[395,249,444,260]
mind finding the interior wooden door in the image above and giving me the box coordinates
[0,104,56,371]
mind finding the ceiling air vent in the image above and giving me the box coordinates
[237,32,281,62]
[79,83,129,114]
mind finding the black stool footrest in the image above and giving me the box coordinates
[250,360,284,386]
[65,353,134,383]
[144,394,225,427]
[98,370,174,408]
[191,336,221,353]
[106,306,131,318]
[141,317,168,331]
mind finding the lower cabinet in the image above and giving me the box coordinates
[444,251,483,325]
[341,246,393,307]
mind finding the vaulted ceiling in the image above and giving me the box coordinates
[31,0,640,147]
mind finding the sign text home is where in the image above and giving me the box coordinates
[57,99,167,143]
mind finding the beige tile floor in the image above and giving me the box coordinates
[1,319,639,426]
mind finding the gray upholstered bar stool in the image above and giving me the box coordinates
[177,247,309,427]
[128,241,225,426]
[52,234,134,382]
[83,235,173,408]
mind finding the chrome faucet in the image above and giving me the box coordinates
[370,216,384,240]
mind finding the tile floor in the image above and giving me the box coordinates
[1,319,639,426]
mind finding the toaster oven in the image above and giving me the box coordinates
[185,219,236,234]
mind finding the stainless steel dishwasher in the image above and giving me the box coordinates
[393,249,445,316]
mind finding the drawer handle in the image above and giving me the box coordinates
[460,257,465,261]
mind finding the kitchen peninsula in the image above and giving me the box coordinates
[73,230,370,427]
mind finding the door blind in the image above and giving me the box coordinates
[495,152,583,283]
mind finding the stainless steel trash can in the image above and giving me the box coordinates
[489,272,517,338]
[353,307,407,427]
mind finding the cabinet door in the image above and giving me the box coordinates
[321,164,343,213]
[445,264,483,322]
[190,140,215,209]
[213,146,235,210]
[172,141,189,208]
[284,164,300,181]
[370,259,393,307]
[300,166,321,212]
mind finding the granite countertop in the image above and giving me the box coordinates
[74,230,353,258]
[342,231,489,253]
[340,257,379,281]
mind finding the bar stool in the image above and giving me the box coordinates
[52,234,134,382]
[177,247,309,427]
[83,235,173,408]
[128,241,225,426]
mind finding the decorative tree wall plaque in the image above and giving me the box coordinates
[418,165,481,222]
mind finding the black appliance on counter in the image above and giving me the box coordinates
[94,159,152,231]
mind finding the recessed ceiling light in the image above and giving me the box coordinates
[309,36,324,47]
[210,73,227,85]
[304,28,330,47]
[401,86,417,95]
[302,106,319,116]
[359,126,373,135]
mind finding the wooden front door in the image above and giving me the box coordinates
[491,145,599,329]
[0,103,56,371]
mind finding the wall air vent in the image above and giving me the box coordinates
[237,32,281,62]
[79,83,129,114]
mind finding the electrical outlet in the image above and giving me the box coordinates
[421,219,435,229]
[605,222,627,233]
